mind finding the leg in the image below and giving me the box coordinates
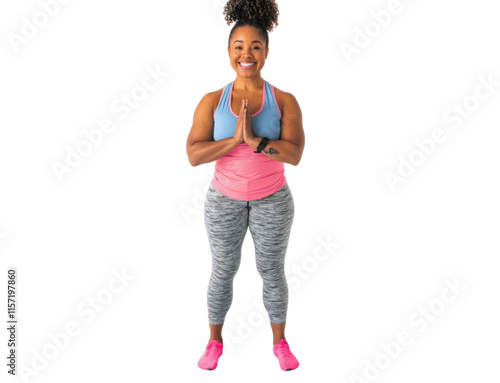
[204,184,249,342]
[209,323,224,343]
[248,183,295,345]
[271,322,286,345]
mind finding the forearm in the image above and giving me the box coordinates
[187,137,240,166]
[247,136,302,166]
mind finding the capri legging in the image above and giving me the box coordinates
[204,182,295,325]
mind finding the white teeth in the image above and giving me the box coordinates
[240,62,255,67]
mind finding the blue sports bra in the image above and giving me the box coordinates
[213,79,282,141]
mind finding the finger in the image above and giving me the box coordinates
[240,99,245,116]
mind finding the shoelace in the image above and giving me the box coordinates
[204,341,222,357]
[276,342,294,358]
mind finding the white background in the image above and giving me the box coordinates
[1,0,499,381]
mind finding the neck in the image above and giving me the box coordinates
[233,75,264,91]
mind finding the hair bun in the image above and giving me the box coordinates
[223,0,279,32]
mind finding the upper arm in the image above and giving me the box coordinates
[276,88,305,153]
[186,90,221,148]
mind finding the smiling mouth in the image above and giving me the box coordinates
[239,62,256,68]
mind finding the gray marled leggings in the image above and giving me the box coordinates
[204,183,295,325]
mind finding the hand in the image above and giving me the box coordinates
[232,99,245,144]
[242,99,255,143]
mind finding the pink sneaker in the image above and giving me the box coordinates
[273,339,299,371]
[198,340,223,370]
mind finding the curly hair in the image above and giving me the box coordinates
[223,0,279,49]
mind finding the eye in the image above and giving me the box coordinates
[235,46,260,50]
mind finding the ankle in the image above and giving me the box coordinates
[273,337,286,345]
[209,337,223,343]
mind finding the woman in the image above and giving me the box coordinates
[186,0,305,371]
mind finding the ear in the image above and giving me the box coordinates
[265,46,269,59]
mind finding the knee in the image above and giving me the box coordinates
[256,263,286,282]
[211,264,240,283]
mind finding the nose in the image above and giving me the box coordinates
[243,48,254,57]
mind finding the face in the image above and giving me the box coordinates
[228,25,269,78]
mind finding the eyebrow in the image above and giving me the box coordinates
[233,40,262,45]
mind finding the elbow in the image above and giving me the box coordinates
[291,154,302,166]
[188,154,200,167]
[186,143,199,167]
[289,142,304,166]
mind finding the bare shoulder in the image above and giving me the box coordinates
[268,84,305,163]
[187,86,225,147]
[272,85,302,118]
[198,86,225,115]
